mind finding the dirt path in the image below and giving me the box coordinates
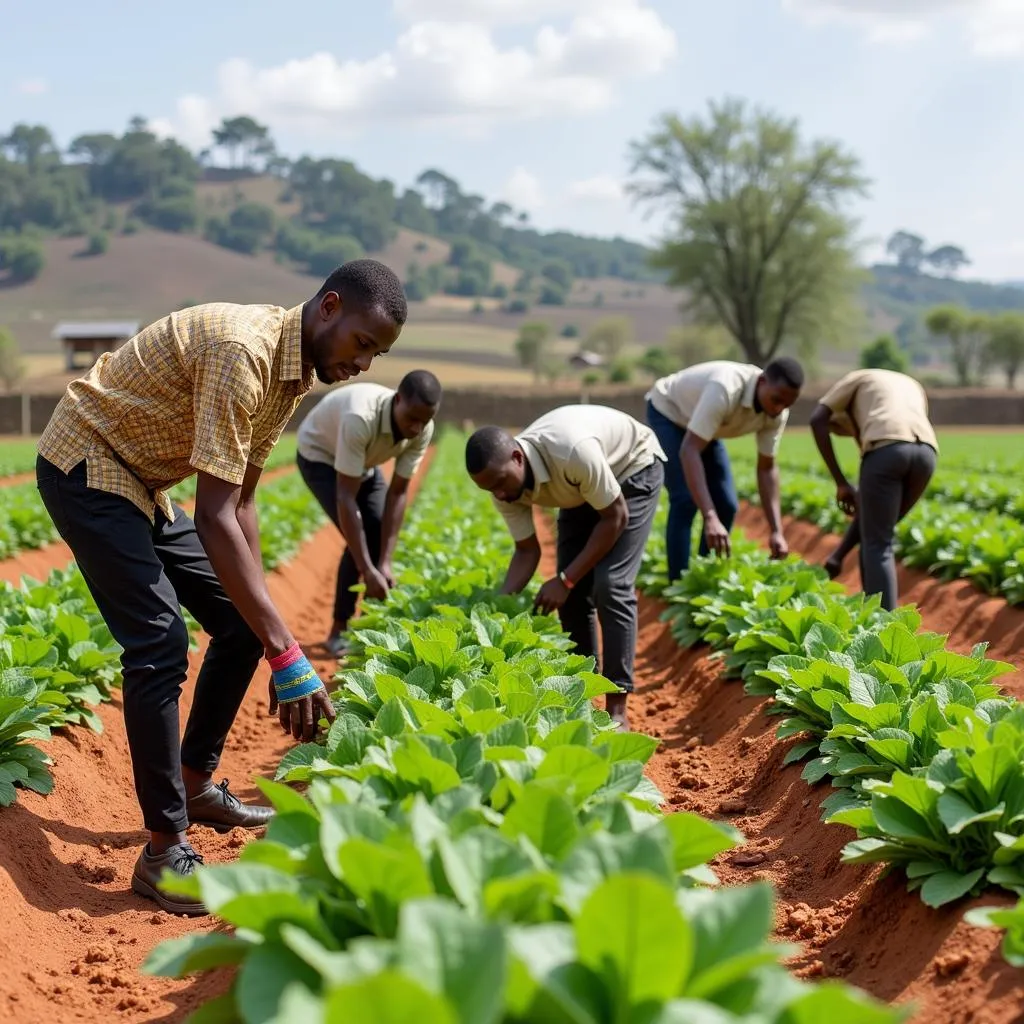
[531,510,1024,1024]
[0,454,423,1024]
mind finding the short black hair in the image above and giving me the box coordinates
[398,369,442,407]
[764,356,804,390]
[465,426,515,475]
[316,259,408,326]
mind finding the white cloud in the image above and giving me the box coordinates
[153,1,675,142]
[15,77,48,96]
[783,0,1024,55]
[567,174,624,202]
[502,167,545,210]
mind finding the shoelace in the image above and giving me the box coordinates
[211,778,241,810]
[168,845,205,876]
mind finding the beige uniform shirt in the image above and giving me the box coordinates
[297,383,434,480]
[818,370,939,455]
[38,302,314,522]
[494,405,666,542]
[647,360,789,457]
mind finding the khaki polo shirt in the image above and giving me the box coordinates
[647,360,789,457]
[818,369,939,455]
[297,383,433,480]
[38,302,315,522]
[493,405,666,542]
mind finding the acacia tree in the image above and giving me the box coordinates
[925,305,990,387]
[628,98,868,366]
[514,322,551,381]
[986,313,1024,389]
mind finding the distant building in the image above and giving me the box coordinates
[53,321,139,371]
[569,349,606,369]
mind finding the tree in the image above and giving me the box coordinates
[586,316,633,362]
[666,324,735,366]
[638,345,675,380]
[0,237,45,282]
[886,231,926,273]
[0,328,24,392]
[629,98,867,366]
[515,322,551,381]
[2,124,57,170]
[860,335,907,373]
[926,244,970,278]
[212,116,272,171]
[925,305,990,386]
[986,313,1024,389]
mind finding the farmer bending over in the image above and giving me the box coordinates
[466,406,666,729]
[809,368,938,610]
[35,260,406,914]
[296,371,441,657]
[645,358,804,580]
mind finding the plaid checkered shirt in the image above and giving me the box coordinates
[38,302,315,522]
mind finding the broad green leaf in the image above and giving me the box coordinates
[920,868,986,907]
[500,782,580,858]
[576,873,692,1010]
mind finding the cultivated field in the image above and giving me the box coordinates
[0,427,1022,1022]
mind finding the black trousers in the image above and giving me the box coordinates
[36,456,263,835]
[837,441,937,611]
[296,454,386,628]
[555,459,664,694]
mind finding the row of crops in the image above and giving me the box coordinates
[0,436,302,560]
[727,441,1024,606]
[142,431,904,1024]
[638,501,1024,963]
[0,461,325,808]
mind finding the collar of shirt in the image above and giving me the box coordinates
[519,437,551,500]
[280,305,306,383]
[376,395,397,441]
[741,372,758,411]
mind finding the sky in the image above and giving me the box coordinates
[4,0,1024,280]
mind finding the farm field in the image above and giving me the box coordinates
[0,429,1021,1021]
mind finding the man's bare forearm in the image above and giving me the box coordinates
[379,488,408,566]
[757,465,783,534]
[336,491,376,575]
[501,545,541,594]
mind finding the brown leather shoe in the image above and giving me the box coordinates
[131,843,207,916]
[187,778,274,833]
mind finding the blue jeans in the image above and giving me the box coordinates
[646,400,738,581]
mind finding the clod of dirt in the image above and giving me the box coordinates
[738,737,754,754]
[934,952,972,978]
[83,945,115,964]
[684,735,703,750]
[787,905,812,930]
[730,850,767,867]
[802,960,826,978]
[148,914,165,925]
[73,859,117,884]
[718,797,747,814]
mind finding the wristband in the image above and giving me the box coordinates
[267,643,322,703]
[558,571,575,591]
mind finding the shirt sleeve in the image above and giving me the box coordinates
[567,437,621,511]
[493,494,536,542]
[394,419,434,479]
[190,343,263,485]
[684,382,732,442]
[333,413,373,477]
[756,409,789,458]
[818,374,859,415]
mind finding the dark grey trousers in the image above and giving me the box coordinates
[837,441,937,610]
[556,459,664,694]
[296,454,386,628]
